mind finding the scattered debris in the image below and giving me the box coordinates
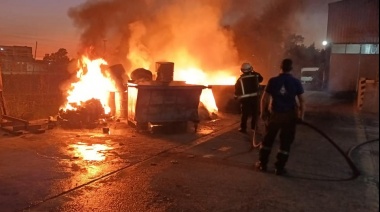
[0,115,46,135]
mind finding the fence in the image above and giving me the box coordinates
[1,72,69,120]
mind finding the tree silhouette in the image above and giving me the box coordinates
[43,48,71,72]
[283,34,323,78]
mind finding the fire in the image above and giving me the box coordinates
[174,66,236,114]
[62,54,236,118]
[61,56,117,114]
[125,25,238,115]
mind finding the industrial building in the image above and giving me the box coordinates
[326,0,379,94]
[0,45,47,73]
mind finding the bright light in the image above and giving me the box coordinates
[322,40,328,46]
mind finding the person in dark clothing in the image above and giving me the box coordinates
[234,62,264,133]
[255,58,305,176]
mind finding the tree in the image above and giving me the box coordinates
[283,34,323,78]
[43,48,71,72]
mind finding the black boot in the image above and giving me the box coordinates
[275,168,287,176]
[275,151,289,176]
[256,147,271,172]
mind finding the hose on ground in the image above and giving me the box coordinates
[298,120,361,179]
[347,138,379,159]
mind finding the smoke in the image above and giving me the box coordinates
[68,0,307,82]
[223,0,306,79]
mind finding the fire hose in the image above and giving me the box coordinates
[347,138,379,162]
[246,119,378,180]
[296,120,361,180]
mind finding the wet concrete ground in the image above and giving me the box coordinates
[0,91,378,212]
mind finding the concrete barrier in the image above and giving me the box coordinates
[357,78,379,114]
[361,80,379,114]
[357,77,367,110]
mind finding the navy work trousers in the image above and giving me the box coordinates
[259,110,297,169]
[239,97,260,130]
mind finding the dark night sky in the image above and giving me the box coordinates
[0,0,338,59]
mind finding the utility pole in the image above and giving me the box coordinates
[33,41,37,72]
[34,41,37,59]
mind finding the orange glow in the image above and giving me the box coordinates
[60,1,245,117]
[72,142,113,161]
[61,55,117,114]
[128,48,237,114]
[125,18,239,115]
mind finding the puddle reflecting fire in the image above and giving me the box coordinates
[72,142,113,161]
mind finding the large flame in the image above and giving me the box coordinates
[61,56,117,114]
[69,1,258,116]
[129,48,237,114]
[124,19,238,115]
[175,66,236,114]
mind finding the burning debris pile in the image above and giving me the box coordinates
[54,0,310,132]
[58,98,107,129]
[56,55,127,129]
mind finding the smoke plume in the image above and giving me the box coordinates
[68,0,307,82]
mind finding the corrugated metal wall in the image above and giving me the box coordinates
[327,0,379,43]
[327,0,379,93]
[329,54,379,92]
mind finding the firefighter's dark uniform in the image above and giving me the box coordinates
[259,73,304,172]
[234,71,263,132]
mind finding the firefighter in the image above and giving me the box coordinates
[256,58,305,176]
[234,62,263,133]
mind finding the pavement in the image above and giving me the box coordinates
[0,91,378,212]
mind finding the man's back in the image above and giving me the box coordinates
[266,73,303,113]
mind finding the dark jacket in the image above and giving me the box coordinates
[235,71,263,100]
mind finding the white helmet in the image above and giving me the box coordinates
[240,62,253,73]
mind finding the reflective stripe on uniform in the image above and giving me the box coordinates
[237,92,258,99]
[237,74,259,99]
[239,77,246,95]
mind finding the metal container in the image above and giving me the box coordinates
[155,62,174,83]
[127,81,206,132]
[118,91,128,118]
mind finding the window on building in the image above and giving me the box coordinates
[346,44,361,54]
[361,44,379,54]
[332,44,346,54]
[332,43,379,55]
